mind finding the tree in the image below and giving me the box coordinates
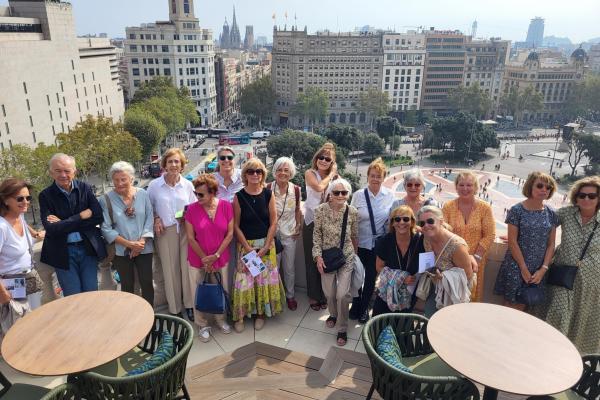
[266,130,327,170]
[357,88,390,129]
[321,125,363,155]
[375,116,401,143]
[565,133,600,177]
[240,76,276,129]
[362,133,385,161]
[291,87,328,131]
[388,135,402,152]
[564,75,600,120]
[403,109,417,127]
[124,107,167,159]
[499,86,543,126]
[0,143,59,197]
[448,84,492,118]
[428,113,499,157]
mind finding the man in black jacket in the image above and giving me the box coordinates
[39,153,106,296]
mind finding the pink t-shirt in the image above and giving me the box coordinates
[185,200,233,269]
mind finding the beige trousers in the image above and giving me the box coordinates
[188,266,229,328]
[320,261,353,332]
[154,224,193,314]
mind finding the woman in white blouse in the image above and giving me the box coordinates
[147,148,196,320]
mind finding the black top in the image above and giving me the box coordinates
[236,188,272,240]
[374,232,424,275]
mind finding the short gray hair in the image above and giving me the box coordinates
[49,153,76,170]
[272,157,297,179]
[325,177,352,201]
[109,161,135,179]
[403,169,425,188]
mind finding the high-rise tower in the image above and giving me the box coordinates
[525,17,544,48]
[244,25,254,49]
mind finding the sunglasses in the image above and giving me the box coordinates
[417,218,436,227]
[219,155,234,161]
[318,155,333,162]
[406,182,421,188]
[195,192,207,198]
[332,190,348,196]
[577,192,599,200]
[246,169,264,176]
[15,195,33,203]
[393,216,411,223]
[535,183,553,190]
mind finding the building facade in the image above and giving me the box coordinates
[124,0,217,126]
[589,43,600,73]
[272,27,383,127]
[381,32,426,115]
[0,0,124,149]
[525,17,544,48]
[244,25,254,50]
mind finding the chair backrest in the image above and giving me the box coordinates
[41,383,80,400]
[572,354,600,400]
[0,371,11,397]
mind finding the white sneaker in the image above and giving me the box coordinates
[198,327,211,342]
[220,322,232,334]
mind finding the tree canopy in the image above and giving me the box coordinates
[499,86,543,125]
[563,75,600,120]
[291,87,328,131]
[320,125,363,156]
[448,83,492,118]
[124,107,166,159]
[362,133,386,161]
[375,116,402,144]
[240,76,276,129]
[357,88,390,129]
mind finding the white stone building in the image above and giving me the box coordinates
[124,0,217,127]
[0,0,124,149]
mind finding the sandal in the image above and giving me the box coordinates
[337,331,348,347]
[310,302,321,311]
[326,316,337,328]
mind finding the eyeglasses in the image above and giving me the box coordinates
[417,218,436,227]
[332,190,348,196]
[393,216,411,223]
[195,192,206,198]
[535,183,553,190]
[246,169,264,176]
[577,192,599,200]
[15,196,32,203]
[219,155,234,161]
[318,155,333,162]
[406,182,421,188]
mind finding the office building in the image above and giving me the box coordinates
[589,43,600,73]
[0,0,124,149]
[525,17,544,48]
[124,0,217,126]
[244,25,254,50]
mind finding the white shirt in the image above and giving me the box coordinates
[271,182,300,237]
[351,186,395,249]
[215,169,243,203]
[147,174,196,228]
[0,215,33,275]
[304,170,323,225]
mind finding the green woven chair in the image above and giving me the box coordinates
[0,371,79,400]
[69,313,194,400]
[362,313,480,400]
[526,354,600,400]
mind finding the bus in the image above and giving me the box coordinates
[187,127,209,138]
[219,133,250,145]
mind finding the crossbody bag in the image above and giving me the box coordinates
[321,206,350,273]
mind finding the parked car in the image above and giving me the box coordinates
[250,131,270,139]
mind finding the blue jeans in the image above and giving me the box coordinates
[55,243,99,296]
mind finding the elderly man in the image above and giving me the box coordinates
[39,153,106,296]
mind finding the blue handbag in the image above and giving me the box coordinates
[195,272,228,315]
[516,284,544,306]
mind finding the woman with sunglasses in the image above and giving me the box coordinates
[214,146,243,203]
[313,178,358,347]
[372,206,424,317]
[417,206,474,317]
[442,171,495,302]
[494,171,559,311]
[185,174,234,342]
[392,169,438,215]
[537,176,600,353]
[349,157,395,323]
[100,161,155,305]
[232,158,285,332]
[303,143,338,311]
[0,178,44,340]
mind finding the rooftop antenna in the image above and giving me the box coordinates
[294,13,297,29]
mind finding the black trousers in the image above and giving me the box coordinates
[113,253,154,306]
[352,247,377,314]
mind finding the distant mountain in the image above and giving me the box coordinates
[543,36,572,46]
[585,37,600,44]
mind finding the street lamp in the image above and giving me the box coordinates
[549,127,560,176]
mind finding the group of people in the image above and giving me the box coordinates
[0,145,598,354]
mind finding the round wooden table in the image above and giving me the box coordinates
[427,303,582,400]
[1,291,154,376]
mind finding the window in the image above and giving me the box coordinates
[130,45,137,52]
[164,68,171,76]
[129,33,136,39]
[1,104,5,117]
[162,45,169,52]
[23,82,27,94]
[29,116,33,127]
[183,0,190,13]
[163,58,170,64]
[49,110,53,121]
[32,132,36,143]
[26,99,30,111]
[132,68,140,76]
[5,122,9,134]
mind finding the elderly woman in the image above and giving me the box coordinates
[349,157,395,323]
[313,178,358,347]
[494,172,558,311]
[417,206,473,317]
[373,205,425,317]
[147,148,196,320]
[232,158,285,332]
[100,162,154,305]
[185,174,234,342]
[269,157,302,311]
[0,178,43,340]
[538,176,600,353]
[303,143,339,311]
[442,171,495,302]
[392,169,438,215]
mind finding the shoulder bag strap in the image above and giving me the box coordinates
[237,190,270,233]
[105,193,115,229]
[363,188,377,236]
[339,205,350,249]
[434,234,455,267]
[578,220,599,265]
[294,185,301,212]
[24,219,35,269]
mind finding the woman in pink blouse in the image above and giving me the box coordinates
[185,174,234,343]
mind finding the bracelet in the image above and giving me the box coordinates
[541,265,549,270]
[474,254,482,261]
[214,252,220,258]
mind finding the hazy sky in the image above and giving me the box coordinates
[2,0,599,43]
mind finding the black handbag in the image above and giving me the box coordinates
[321,206,350,273]
[516,284,544,306]
[547,220,598,290]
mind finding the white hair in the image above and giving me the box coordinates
[403,169,425,187]
[49,153,76,170]
[109,161,135,179]
[325,177,352,201]
[272,157,297,179]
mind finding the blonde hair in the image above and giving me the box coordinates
[161,148,187,171]
[569,176,600,211]
[367,157,387,178]
[241,157,267,187]
[522,171,556,199]
[389,205,417,235]
[417,205,453,231]
[311,143,336,173]
[454,171,479,193]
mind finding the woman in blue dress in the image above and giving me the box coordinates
[494,171,559,311]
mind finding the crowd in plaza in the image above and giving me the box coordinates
[0,144,598,354]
